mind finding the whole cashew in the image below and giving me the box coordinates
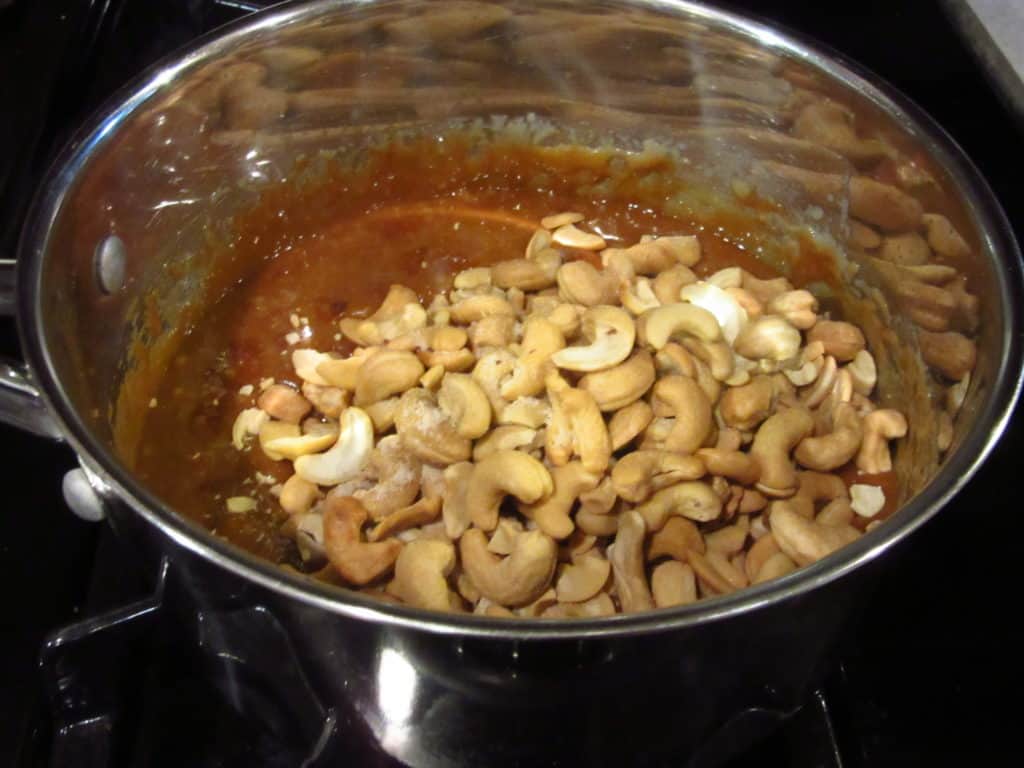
[679,282,749,345]
[652,265,698,304]
[578,350,656,411]
[696,448,760,486]
[733,315,801,362]
[744,532,780,582]
[766,290,818,330]
[449,293,517,324]
[792,100,892,165]
[642,303,721,349]
[753,552,798,583]
[769,503,860,566]
[460,528,557,607]
[806,321,865,363]
[856,409,908,474]
[636,481,722,531]
[878,232,931,266]
[492,250,560,291]
[541,593,616,618]
[682,337,735,381]
[555,553,612,603]
[794,402,863,471]
[520,461,599,539]
[368,496,441,542]
[719,375,774,431]
[501,317,565,399]
[602,235,701,275]
[354,349,425,406]
[389,539,457,612]
[466,450,554,531]
[472,424,541,461]
[608,400,654,451]
[395,388,473,465]
[647,516,705,562]
[705,518,750,556]
[749,406,814,497]
[611,450,706,503]
[437,373,492,439]
[651,375,713,454]
[551,306,635,372]
[608,510,654,612]
[353,435,421,519]
[651,560,698,608]
[787,470,849,518]
[557,260,619,306]
[340,284,426,346]
[279,474,320,516]
[322,495,403,585]
[546,375,612,473]
[257,384,312,424]
[293,407,374,486]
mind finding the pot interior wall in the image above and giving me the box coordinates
[32,0,1003,554]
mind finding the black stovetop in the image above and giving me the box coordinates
[1,1,1022,766]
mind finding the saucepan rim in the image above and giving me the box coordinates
[16,0,1024,639]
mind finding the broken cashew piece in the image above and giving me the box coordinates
[856,409,908,474]
[555,553,611,603]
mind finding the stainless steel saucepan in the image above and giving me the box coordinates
[1,1,1020,765]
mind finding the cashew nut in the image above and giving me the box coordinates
[437,373,492,439]
[749,407,814,497]
[354,349,425,406]
[551,306,635,372]
[557,260,619,306]
[651,375,713,454]
[232,407,269,450]
[753,551,798,583]
[679,282,748,344]
[696,448,760,486]
[652,265,698,304]
[501,317,564,399]
[322,495,402,585]
[642,303,721,349]
[765,290,818,330]
[769,503,860,566]
[293,408,374,485]
[472,424,541,461]
[578,350,656,411]
[608,510,654,612]
[719,375,775,431]
[441,461,473,539]
[608,400,654,451]
[279,474,320,516]
[636,481,722,531]
[353,436,422,519]
[301,382,348,419]
[466,450,554,531]
[460,528,557,607]
[389,539,457,611]
[733,316,801,362]
[394,388,472,465]
[546,376,612,473]
[850,483,886,518]
[856,409,908,474]
[492,250,560,291]
[257,384,312,424]
[340,285,426,346]
[520,462,599,539]
[647,516,705,562]
[555,553,611,603]
[552,223,606,250]
[611,450,706,503]
[602,235,700,275]
[651,560,698,608]
[795,402,863,471]
[806,321,865,363]
[369,496,442,542]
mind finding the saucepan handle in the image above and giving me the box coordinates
[0,257,64,439]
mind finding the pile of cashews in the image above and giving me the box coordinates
[229,211,917,618]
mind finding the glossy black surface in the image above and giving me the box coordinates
[1,0,1022,765]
